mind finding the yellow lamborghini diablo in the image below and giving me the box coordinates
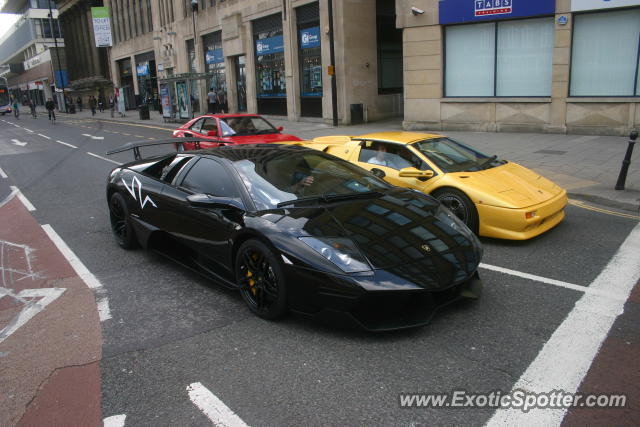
[287,132,567,240]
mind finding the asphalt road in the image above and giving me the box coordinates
[1,114,638,426]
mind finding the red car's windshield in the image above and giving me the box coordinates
[219,116,277,136]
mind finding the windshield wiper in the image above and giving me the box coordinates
[276,191,383,208]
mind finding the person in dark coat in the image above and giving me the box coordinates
[89,96,97,116]
[45,98,56,121]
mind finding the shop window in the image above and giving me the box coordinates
[445,17,554,97]
[570,9,640,96]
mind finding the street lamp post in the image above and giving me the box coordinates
[48,1,66,113]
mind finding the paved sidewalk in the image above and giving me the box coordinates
[55,107,640,213]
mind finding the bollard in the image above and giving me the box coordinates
[615,130,638,191]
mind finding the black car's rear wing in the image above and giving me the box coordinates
[106,138,226,160]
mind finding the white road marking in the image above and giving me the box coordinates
[0,287,66,344]
[37,133,51,140]
[41,224,112,321]
[9,186,36,211]
[82,133,105,140]
[11,139,27,147]
[485,222,640,427]
[23,128,34,133]
[187,382,249,427]
[0,167,7,178]
[479,263,627,301]
[87,152,121,165]
[103,414,126,427]
[0,188,18,208]
[56,140,78,148]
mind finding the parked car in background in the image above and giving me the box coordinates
[172,113,302,150]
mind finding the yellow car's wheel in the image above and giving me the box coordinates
[434,188,479,234]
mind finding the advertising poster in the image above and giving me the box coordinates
[160,84,171,118]
[176,81,189,119]
[91,7,113,47]
[116,87,126,114]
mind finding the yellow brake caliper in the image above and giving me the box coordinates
[247,252,258,296]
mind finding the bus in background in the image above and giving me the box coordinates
[0,83,11,115]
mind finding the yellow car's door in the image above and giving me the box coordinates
[353,140,435,189]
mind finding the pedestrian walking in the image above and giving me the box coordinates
[11,97,19,118]
[207,88,217,114]
[109,95,115,118]
[98,96,105,113]
[28,98,37,118]
[216,88,227,114]
[89,96,97,116]
[77,96,82,112]
[45,98,56,123]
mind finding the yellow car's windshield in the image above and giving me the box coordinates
[412,138,501,173]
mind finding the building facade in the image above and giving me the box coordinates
[400,0,640,136]
[0,0,66,107]
[105,0,639,135]
[56,0,112,105]
[106,0,403,123]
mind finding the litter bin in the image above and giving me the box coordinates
[350,103,364,125]
[138,104,150,120]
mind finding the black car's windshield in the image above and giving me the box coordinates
[412,137,501,172]
[233,150,392,210]
[219,116,277,136]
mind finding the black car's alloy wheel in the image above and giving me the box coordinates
[109,192,137,249]
[236,239,287,319]
[434,188,479,234]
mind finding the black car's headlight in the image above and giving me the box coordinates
[298,237,371,273]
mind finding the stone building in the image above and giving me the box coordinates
[56,0,112,103]
[400,0,640,135]
[104,0,639,135]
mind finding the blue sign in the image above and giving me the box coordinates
[205,49,224,64]
[54,70,68,87]
[439,0,556,24]
[136,63,149,76]
[256,35,284,55]
[300,27,320,49]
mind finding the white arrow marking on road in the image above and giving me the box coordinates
[187,382,249,427]
[82,133,105,140]
[11,139,27,146]
[0,287,66,344]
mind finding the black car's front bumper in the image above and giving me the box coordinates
[283,264,482,332]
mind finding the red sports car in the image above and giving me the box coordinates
[172,113,302,150]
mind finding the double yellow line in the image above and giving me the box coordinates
[569,199,640,220]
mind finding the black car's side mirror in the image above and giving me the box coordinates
[370,168,386,179]
[187,194,245,211]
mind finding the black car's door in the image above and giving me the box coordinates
[159,157,244,279]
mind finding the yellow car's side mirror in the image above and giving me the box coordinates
[398,168,434,179]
